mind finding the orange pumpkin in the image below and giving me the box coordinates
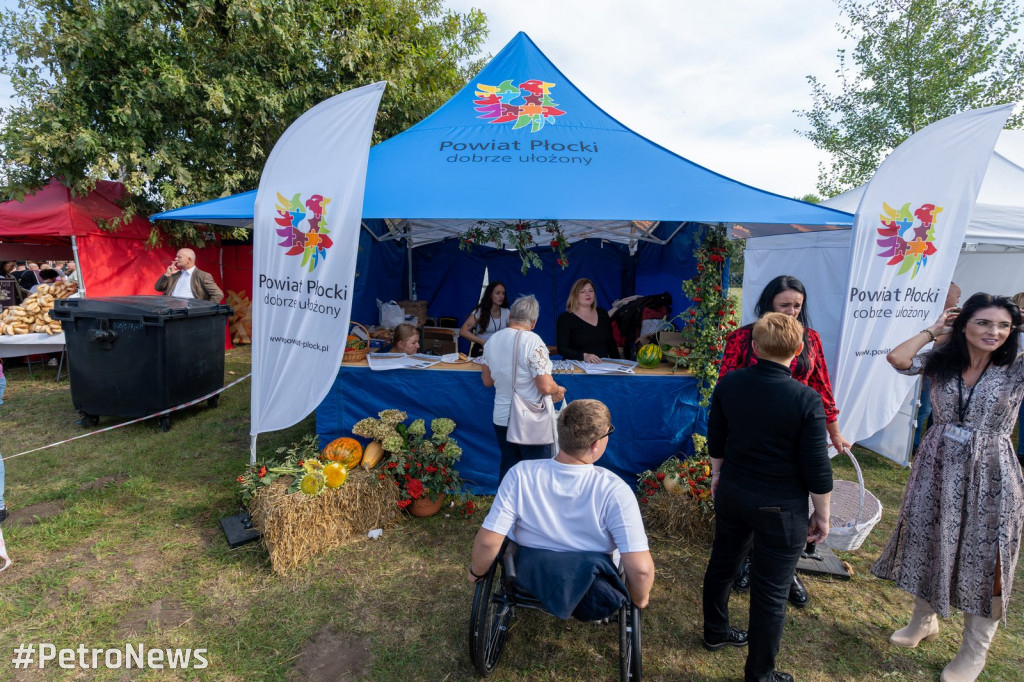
[323,437,362,468]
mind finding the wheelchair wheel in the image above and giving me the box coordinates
[468,561,513,677]
[619,602,642,682]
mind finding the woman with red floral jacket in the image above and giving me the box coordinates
[718,275,849,608]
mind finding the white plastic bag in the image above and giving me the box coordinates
[376,299,405,329]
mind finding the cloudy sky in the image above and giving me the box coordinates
[0,0,855,198]
[446,0,855,199]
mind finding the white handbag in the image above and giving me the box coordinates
[506,331,561,446]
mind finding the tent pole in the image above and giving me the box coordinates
[71,235,85,298]
[406,236,415,300]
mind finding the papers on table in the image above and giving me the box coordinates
[552,359,577,373]
[366,352,442,371]
[572,358,637,374]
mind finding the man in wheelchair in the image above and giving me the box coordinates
[467,398,655,618]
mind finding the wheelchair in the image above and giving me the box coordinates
[468,540,642,680]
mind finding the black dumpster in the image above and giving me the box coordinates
[52,296,232,430]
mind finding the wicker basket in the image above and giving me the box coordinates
[822,448,883,551]
[342,321,371,363]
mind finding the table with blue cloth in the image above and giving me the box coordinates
[316,361,706,494]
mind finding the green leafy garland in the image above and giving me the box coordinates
[458,220,569,274]
[679,224,741,406]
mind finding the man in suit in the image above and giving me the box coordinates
[154,248,223,302]
[701,313,833,682]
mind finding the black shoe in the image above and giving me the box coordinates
[732,554,751,593]
[702,627,748,651]
[0,507,8,525]
[788,573,809,608]
[770,672,794,682]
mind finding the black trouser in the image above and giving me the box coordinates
[702,480,806,682]
[493,424,553,485]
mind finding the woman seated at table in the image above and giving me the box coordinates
[390,323,420,354]
[460,281,509,356]
[557,278,620,363]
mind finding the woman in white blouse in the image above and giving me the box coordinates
[481,295,566,484]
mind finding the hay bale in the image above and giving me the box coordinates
[641,492,715,546]
[249,467,402,574]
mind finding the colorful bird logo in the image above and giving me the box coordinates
[474,78,565,132]
[876,201,942,279]
[274,192,333,272]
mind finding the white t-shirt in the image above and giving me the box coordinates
[476,308,510,343]
[171,267,196,298]
[483,458,649,555]
[482,328,553,426]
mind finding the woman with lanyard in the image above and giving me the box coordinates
[460,281,509,357]
[874,293,1024,682]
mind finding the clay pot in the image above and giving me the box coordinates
[408,494,444,517]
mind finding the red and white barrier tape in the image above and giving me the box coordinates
[0,373,251,464]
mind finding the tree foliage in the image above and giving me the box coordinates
[0,0,487,243]
[799,0,1024,197]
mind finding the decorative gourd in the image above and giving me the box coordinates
[636,343,663,368]
[346,334,367,350]
[361,441,385,470]
[323,462,349,489]
[323,437,363,468]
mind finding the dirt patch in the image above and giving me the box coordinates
[6,500,65,526]
[289,627,372,682]
[77,474,129,492]
[118,599,194,637]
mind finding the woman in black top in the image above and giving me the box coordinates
[556,278,620,362]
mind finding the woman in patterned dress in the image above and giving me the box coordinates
[719,275,850,606]
[873,293,1024,682]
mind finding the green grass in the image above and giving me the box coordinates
[1,347,1022,681]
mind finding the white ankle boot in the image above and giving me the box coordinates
[889,596,939,648]
[940,600,1003,682]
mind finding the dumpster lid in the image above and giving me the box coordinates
[53,296,232,319]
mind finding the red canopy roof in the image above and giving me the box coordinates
[0,178,153,240]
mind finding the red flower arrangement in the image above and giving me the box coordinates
[353,410,474,514]
[677,224,741,406]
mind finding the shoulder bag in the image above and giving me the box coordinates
[507,331,557,445]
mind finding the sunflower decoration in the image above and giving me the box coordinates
[299,470,326,496]
[323,462,348,489]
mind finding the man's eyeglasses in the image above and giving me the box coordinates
[970,319,1013,331]
[597,424,615,442]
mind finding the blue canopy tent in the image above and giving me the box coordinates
[154,33,853,491]
[154,31,852,330]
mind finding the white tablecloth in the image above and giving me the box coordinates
[0,332,66,358]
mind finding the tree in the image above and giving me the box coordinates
[798,0,1024,197]
[0,0,487,243]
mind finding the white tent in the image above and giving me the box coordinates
[742,130,1024,465]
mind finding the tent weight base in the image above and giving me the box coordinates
[220,511,261,549]
[796,544,851,580]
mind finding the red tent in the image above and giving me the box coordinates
[0,178,182,297]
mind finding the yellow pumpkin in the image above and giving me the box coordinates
[323,462,348,489]
[361,442,385,470]
[323,437,362,469]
